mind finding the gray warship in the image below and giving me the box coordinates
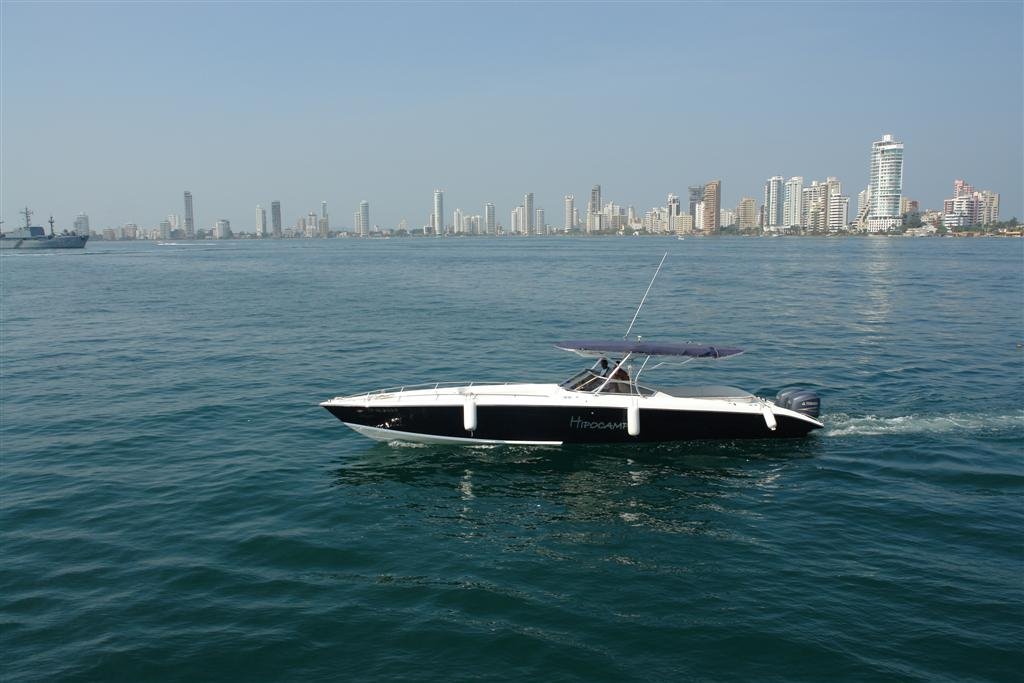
[0,208,89,250]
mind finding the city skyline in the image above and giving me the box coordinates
[3,2,1021,229]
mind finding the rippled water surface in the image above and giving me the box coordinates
[2,237,1022,681]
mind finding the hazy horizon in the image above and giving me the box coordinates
[3,1,1022,230]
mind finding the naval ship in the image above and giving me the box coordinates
[0,208,89,250]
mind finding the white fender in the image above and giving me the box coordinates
[627,404,640,436]
[463,395,477,432]
[762,403,778,431]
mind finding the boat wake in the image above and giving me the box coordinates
[824,411,1023,437]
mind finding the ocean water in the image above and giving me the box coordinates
[2,236,1022,682]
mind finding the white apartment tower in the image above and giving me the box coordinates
[73,212,90,234]
[256,205,267,237]
[484,203,496,234]
[763,176,784,229]
[432,189,444,236]
[868,133,904,231]
[783,177,803,227]
[564,194,575,231]
[359,201,369,236]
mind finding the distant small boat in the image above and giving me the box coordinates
[676,236,685,240]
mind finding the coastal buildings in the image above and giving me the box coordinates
[867,133,904,232]
[73,212,90,234]
[943,180,1000,228]
[564,195,574,231]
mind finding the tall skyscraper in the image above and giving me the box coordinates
[256,205,267,237]
[484,203,496,234]
[359,201,370,237]
[868,133,904,231]
[271,201,282,238]
[524,193,535,234]
[783,177,803,227]
[762,176,784,229]
[183,191,195,239]
[587,185,602,233]
[433,190,444,236]
[563,195,574,231]
[73,212,90,234]
[535,208,545,235]
[702,180,721,233]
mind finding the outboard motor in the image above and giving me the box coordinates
[776,388,821,419]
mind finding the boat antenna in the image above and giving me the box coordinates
[624,252,668,339]
[22,207,32,229]
[48,216,55,236]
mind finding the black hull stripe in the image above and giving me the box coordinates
[324,404,818,443]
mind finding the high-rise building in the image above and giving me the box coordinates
[763,176,783,229]
[511,205,526,234]
[271,201,282,238]
[702,180,721,233]
[693,202,705,232]
[183,191,195,238]
[827,194,850,231]
[214,219,231,240]
[868,133,904,231]
[433,190,444,236]
[535,208,545,235]
[319,201,329,236]
[801,181,828,230]
[73,212,89,234]
[587,185,601,233]
[484,203,496,234]
[359,201,370,237]
[687,186,704,219]
[783,177,803,227]
[524,193,534,234]
[667,193,681,217]
[736,198,757,229]
[256,205,267,237]
[564,194,574,231]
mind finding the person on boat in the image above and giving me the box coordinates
[599,358,629,392]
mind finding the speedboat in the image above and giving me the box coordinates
[320,339,822,445]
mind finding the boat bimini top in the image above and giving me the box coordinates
[554,339,745,397]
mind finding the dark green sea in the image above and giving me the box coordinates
[2,237,1022,681]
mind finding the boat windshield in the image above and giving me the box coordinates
[559,368,656,396]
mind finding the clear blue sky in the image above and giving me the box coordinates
[3,1,1021,231]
